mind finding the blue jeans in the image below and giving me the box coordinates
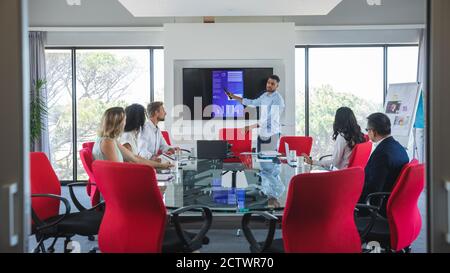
[259,161,285,199]
[256,133,284,198]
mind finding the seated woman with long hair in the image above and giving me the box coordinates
[120,103,146,155]
[304,107,366,170]
[92,106,172,169]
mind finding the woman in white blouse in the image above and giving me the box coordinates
[304,107,366,170]
[121,103,147,155]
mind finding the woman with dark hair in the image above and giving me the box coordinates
[120,103,147,154]
[304,107,366,169]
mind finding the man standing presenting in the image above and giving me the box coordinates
[226,75,285,207]
[138,102,179,161]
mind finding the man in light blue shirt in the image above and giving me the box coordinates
[226,75,285,151]
[226,75,285,207]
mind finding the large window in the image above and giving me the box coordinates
[309,47,384,157]
[295,48,306,136]
[46,49,73,180]
[388,46,419,85]
[46,47,163,182]
[75,49,151,179]
[295,45,418,159]
[153,49,165,102]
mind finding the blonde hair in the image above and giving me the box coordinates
[98,107,125,139]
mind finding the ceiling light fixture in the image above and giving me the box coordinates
[66,0,81,6]
[367,0,382,6]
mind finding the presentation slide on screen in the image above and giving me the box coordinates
[212,70,244,118]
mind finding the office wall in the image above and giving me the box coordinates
[43,27,421,46]
[296,28,421,45]
[163,23,295,143]
[41,25,421,148]
[46,30,164,46]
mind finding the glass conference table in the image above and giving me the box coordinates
[158,153,326,216]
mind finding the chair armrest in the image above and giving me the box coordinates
[67,182,97,212]
[365,192,391,208]
[89,201,105,211]
[169,205,213,250]
[355,203,380,212]
[31,194,71,232]
[241,211,279,253]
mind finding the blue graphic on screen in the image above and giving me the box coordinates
[212,70,244,118]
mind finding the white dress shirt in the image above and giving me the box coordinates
[314,134,353,170]
[137,121,170,159]
[369,135,391,156]
[242,91,285,138]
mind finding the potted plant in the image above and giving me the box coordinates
[30,79,48,146]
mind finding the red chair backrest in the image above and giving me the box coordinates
[80,147,100,206]
[30,152,61,223]
[347,141,373,168]
[82,142,95,151]
[278,136,313,156]
[92,160,167,253]
[219,128,252,163]
[81,142,95,196]
[386,159,424,251]
[161,131,172,146]
[282,167,364,253]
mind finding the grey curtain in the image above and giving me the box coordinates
[29,31,50,155]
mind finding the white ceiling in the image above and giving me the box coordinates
[117,0,343,17]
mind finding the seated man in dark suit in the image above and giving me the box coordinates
[361,113,409,214]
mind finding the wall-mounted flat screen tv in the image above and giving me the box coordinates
[183,67,274,120]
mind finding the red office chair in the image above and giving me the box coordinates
[242,167,364,253]
[30,152,103,253]
[219,128,252,163]
[161,130,172,146]
[92,160,212,253]
[80,145,101,207]
[356,160,424,252]
[81,142,95,196]
[278,136,313,156]
[82,141,95,151]
[347,141,373,168]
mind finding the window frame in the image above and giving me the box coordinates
[295,44,419,137]
[45,46,163,184]
[45,44,418,183]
